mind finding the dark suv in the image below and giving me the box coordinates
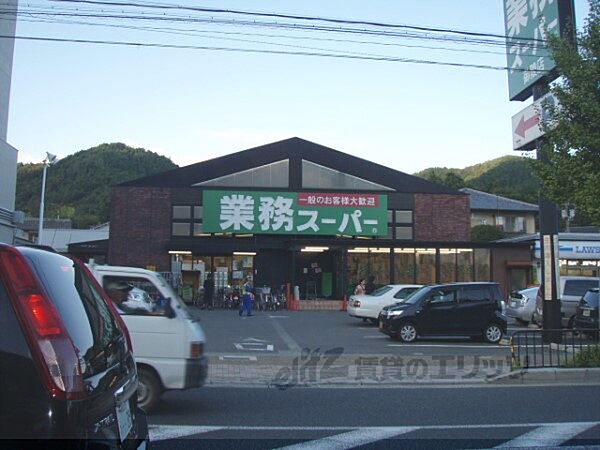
[378,282,507,343]
[0,245,149,448]
[574,288,599,337]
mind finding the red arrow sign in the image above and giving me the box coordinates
[515,113,539,138]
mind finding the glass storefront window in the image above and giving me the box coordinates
[302,160,393,191]
[394,248,415,283]
[172,223,190,236]
[395,211,413,224]
[474,248,491,281]
[439,249,457,283]
[347,248,391,288]
[395,227,413,240]
[416,248,436,285]
[457,249,474,282]
[194,206,203,220]
[173,206,191,219]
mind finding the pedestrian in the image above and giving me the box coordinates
[354,279,366,296]
[365,275,376,295]
[239,276,254,316]
[203,273,214,310]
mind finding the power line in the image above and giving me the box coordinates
[11,15,522,57]
[4,7,544,51]
[0,33,548,73]
[49,0,545,44]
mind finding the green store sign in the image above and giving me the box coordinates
[503,0,568,101]
[202,191,388,237]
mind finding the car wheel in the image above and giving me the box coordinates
[483,323,503,344]
[362,318,368,323]
[137,367,162,413]
[369,318,379,325]
[398,323,418,343]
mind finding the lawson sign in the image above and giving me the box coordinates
[534,241,600,260]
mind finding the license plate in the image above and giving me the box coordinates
[583,309,591,317]
[379,320,383,330]
[116,399,133,442]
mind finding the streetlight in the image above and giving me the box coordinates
[37,152,57,245]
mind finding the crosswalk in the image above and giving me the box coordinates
[149,422,600,449]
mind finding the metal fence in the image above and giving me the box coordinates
[510,329,599,369]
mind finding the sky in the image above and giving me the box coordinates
[6,0,591,174]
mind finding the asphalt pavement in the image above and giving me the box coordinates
[148,385,600,449]
[194,308,520,386]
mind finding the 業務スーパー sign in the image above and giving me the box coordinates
[202,191,388,236]
[503,0,574,101]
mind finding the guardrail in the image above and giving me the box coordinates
[510,329,599,369]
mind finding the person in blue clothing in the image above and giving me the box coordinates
[239,276,255,316]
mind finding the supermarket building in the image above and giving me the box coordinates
[108,138,530,298]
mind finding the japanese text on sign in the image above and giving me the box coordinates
[203,191,388,237]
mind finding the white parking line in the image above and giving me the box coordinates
[363,335,388,339]
[387,344,506,348]
[149,425,224,441]
[495,422,596,448]
[273,427,418,450]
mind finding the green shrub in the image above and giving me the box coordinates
[563,344,600,368]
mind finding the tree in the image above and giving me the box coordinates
[532,0,600,224]
[443,172,465,189]
[471,225,505,242]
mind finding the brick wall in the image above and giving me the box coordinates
[414,193,470,241]
[108,187,172,270]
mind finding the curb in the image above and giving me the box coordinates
[486,367,600,384]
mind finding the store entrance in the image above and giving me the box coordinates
[294,250,335,300]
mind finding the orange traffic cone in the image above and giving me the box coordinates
[340,295,348,311]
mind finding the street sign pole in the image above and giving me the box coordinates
[532,83,562,343]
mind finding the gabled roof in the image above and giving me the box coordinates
[119,137,463,195]
[460,188,538,213]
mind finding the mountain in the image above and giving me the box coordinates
[16,143,178,228]
[414,155,539,204]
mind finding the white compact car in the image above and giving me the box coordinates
[348,284,422,323]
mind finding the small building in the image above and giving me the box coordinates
[109,138,531,298]
[460,188,538,235]
[500,232,600,281]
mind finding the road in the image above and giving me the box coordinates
[147,307,600,448]
[194,309,524,386]
[149,385,600,449]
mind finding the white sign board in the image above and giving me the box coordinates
[512,93,557,150]
[534,241,600,260]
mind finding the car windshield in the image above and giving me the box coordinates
[369,285,393,297]
[398,286,430,305]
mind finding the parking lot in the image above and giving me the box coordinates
[191,307,529,386]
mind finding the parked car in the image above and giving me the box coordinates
[90,264,208,412]
[533,276,599,328]
[0,244,149,447]
[378,282,507,343]
[347,284,422,323]
[505,286,540,325]
[573,288,599,337]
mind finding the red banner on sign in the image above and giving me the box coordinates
[297,193,379,208]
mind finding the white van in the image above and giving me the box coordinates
[89,264,208,412]
[534,276,599,328]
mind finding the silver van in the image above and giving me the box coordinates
[534,276,600,328]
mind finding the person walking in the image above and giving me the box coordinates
[354,279,366,296]
[239,276,255,316]
[203,273,214,310]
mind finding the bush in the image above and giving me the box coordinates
[471,225,505,242]
[563,344,600,368]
